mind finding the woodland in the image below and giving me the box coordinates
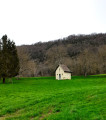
[17,33,106,77]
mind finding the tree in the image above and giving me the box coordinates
[78,49,92,77]
[0,35,19,83]
[97,45,106,73]
[17,47,35,77]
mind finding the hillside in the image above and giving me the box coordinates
[0,75,106,120]
[17,33,106,77]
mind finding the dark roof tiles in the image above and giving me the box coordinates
[60,64,72,73]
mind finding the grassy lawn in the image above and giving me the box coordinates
[0,75,106,120]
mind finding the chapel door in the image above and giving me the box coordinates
[59,74,61,80]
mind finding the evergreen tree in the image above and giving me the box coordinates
[0,35,19,83]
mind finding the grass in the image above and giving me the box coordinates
[0,75,106,120]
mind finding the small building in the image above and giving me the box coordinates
[55,64,72,80]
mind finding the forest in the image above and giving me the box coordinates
[17,33,106,77]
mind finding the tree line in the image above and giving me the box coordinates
[17,33,106,77]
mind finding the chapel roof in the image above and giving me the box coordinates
[59,64,72,73]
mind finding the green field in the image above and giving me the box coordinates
[0,75,106,120]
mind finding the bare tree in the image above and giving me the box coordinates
[17,47,35,77]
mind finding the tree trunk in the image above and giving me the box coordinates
[84,72,87,77]
[3,78,5,84]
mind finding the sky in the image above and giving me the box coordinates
[0,0,106,45]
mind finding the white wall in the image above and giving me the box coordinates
[63,72,71,79]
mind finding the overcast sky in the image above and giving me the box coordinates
[0,0,106,45]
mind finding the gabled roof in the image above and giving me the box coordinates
[56,64,72,73]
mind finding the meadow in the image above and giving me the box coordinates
[0,75,106,120]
